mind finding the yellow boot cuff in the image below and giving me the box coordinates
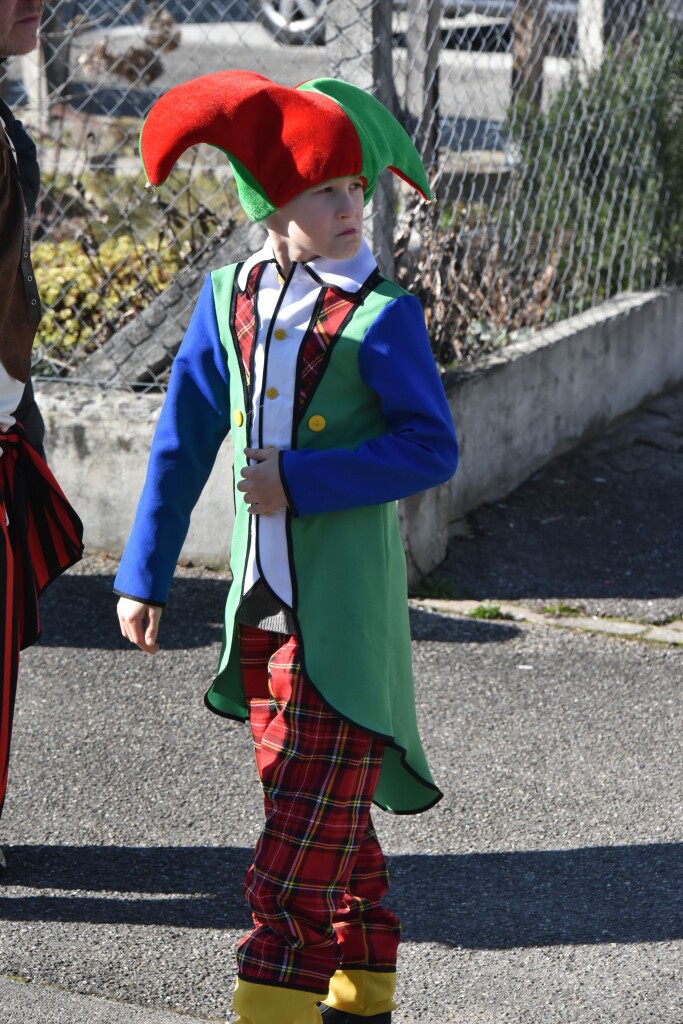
[233,977,323,1024]
[324,969,397,1017]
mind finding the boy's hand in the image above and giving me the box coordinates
[238,447,288,515]
[117,597,162,655]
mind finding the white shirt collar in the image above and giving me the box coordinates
[236,237,377,294]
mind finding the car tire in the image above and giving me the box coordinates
[249,0,326,45]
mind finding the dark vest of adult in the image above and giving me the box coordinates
[0,93,44,453]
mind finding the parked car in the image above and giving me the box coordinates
[62,0,251,26]
[250,0,326,43]
[248,0,680,49]
[249,0,579,46]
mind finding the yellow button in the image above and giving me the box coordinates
[266,387,278,400]
[233,410,244,427]
[274,328,286,341]
[308,415,326,432]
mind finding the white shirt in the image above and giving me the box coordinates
[0,361,25,434]
[238,238,377,606]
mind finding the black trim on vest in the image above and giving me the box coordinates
[292,269,384,438]
[229,261,256,607]
[253,260,297,590]
[229,259,269,424]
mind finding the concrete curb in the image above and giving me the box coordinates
[409,598,683,647]
[36,285,683,582]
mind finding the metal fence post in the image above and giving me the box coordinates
[578,0,605,81]
[511,0,549,111]
[23,0,678,387]
[327,0,396,278]
[404,0,441,167]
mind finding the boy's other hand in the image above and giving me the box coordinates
[117,597,162,655]
[238,447,288,515]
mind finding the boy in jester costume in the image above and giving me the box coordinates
[115,71,458,1024]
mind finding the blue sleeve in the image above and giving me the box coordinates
[280,294,458,517]
[114,276,230,604]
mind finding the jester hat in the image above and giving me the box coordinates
[140,70,433,221]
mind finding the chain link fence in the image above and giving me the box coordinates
[1,0,682,390]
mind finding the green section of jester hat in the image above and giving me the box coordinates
[138,69,433,221]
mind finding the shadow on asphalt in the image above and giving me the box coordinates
[34,573,523,649]
[408,607,521,644]
[440,394,683,607]
[1,842,680,948]
[36,572,229,650]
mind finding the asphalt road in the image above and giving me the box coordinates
[0,384,681,1023]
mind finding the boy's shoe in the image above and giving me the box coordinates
[319,1007,391,1023]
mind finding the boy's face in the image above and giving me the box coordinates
[0,0,43,58]
[266,176,365,266]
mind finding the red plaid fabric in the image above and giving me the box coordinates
[0,428,83,817]
[236,625,400,993]
[233,263,265,384]
[297,289,356,414]
[0,503,19,820]
[233,275,355,416]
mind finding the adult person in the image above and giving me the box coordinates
[0,0,83,871]
[0,0,46,458]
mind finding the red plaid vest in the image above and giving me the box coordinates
[232,263,358,422]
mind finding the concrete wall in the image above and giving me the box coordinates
[38,386,236,567]
[400,286,683,579]
[38,285,683,581]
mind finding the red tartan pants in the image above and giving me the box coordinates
[237,625,401,994]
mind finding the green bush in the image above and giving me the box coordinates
[33,235,182,360]
[32,164,242,372]
[504,6,683,312]
[650,19,683,277]
[397,8,683,370]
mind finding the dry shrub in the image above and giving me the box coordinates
[395,200,560,369]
